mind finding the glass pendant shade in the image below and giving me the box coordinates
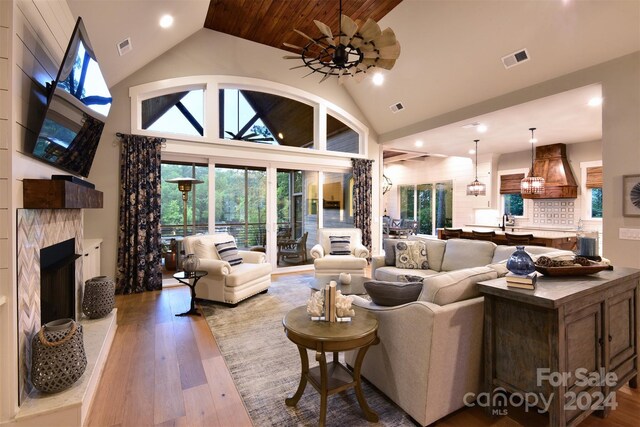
[467,139,486,196]
[520,127,545,195]
[521,175,545,194]
[466,179,486,196]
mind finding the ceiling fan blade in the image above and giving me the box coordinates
[372,28,397,48]
[282,55,302,59]
[313,20,335,45]
[363,50,380,59]
[375,58,397,70]
[358,18,382,42]
[340,14,358,42]
[319,72,333,83]
[359,42,375,52]
[378,43,401,59]
[354,71,368,83]
[362,57,378,66]
[294,29,322,46]
[282,42,304,51]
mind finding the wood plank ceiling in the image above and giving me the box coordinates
[204,0,402,54]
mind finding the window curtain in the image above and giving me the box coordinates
[116,134,163,294]
[351,158,373,255]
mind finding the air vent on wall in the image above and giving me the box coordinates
[117,37,132,56]
[501,48,529,69]
[389,102,404,113]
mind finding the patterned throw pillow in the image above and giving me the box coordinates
[329,235,351,255]
[214,240,243,266]
[395,241,429,269]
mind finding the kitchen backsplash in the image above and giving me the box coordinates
[532,200,575,226]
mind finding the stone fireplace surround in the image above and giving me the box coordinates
[16,209,83,404]
[14,208,117,427]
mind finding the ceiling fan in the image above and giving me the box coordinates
[284,0,401,83]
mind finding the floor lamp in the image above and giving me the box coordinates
[165,177,204,239]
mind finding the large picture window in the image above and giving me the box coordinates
[161,161,209,237]
[220,88,314,148]
[130,76,368,156]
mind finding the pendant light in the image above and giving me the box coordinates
[466,139,486,196]
[520,127,545,194]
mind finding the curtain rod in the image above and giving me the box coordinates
[116,132,167,143]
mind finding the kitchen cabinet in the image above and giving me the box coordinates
[82,239,102,283]
[479,268,639,426]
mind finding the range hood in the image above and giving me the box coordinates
[522,143,578,199]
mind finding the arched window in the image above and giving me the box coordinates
[129,76,368,157]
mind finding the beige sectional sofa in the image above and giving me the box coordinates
[345,236,572,426]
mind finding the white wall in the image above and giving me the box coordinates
[2,0,77,421]
[84,28,382,278]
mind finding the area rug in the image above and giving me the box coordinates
[199,274,415,427]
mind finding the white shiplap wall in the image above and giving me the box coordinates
[1,0,75,422]
[383,155,481,230]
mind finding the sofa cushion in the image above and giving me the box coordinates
[409,236,446,272]
[226,262,272,287]
[419,266,498,305]
[314,255,368,270]
[374,266,439,282]
[441,239,497,271]
[395,241,429,269]
[192,239,218,260]
[214,240,243,266]
[491,245,559,264]
[329,235,351,255]
[364,280,423,306]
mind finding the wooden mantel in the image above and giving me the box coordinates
[23,179,103,209]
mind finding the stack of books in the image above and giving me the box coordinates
[505,272,538,290]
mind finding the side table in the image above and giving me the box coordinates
[173,270,208,316]
[478,267,640,426]
[283,305,379,426]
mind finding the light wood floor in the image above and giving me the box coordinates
[87,275,640,427]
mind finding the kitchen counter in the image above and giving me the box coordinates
[437,227,577,250]
[464,224,577,232]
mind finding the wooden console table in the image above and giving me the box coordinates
[478,268,640,426]
[283,306,379,426]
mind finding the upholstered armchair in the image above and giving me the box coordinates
[182,233,271,305]
[310,228,369,277]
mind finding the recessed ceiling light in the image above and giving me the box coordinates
[476,124,488,133]
[588,97,603,107]
[159,14,174,28]
[415,140,423,147]
[372,73,384,86]
[469,149,476,155]
[278,132,284,139]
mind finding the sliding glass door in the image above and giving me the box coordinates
[214,165,267,251]
[398,180,453,236]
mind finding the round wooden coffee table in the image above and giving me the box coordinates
[283,305,379,426]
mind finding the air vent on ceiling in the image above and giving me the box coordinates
[389,102,405,113]
[117,37,133,56]
[501,48,529,69]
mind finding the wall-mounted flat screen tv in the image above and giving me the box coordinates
[29,17,112,178]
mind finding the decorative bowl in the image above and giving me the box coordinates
[534,264,611,276]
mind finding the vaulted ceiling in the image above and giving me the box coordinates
[68,0,640,158]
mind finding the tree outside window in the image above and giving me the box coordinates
[591,187,602,218]
[504,193,524,216]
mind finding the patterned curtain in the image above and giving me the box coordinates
[116,134,163,294]
[351,158,373,254]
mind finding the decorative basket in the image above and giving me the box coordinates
[31,319,87,393]
[82,276,115,319]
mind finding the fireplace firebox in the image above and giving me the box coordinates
[40,238,81,324]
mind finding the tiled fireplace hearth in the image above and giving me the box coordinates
[16,209,83,404]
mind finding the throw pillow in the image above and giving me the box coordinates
[395,241,429,269]
[364,280,423,306]
[214,240,243,266]
[329,235,351,255]
[383,239,400,266]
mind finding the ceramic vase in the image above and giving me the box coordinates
[506,246,536,275]
[183,253,200,273]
